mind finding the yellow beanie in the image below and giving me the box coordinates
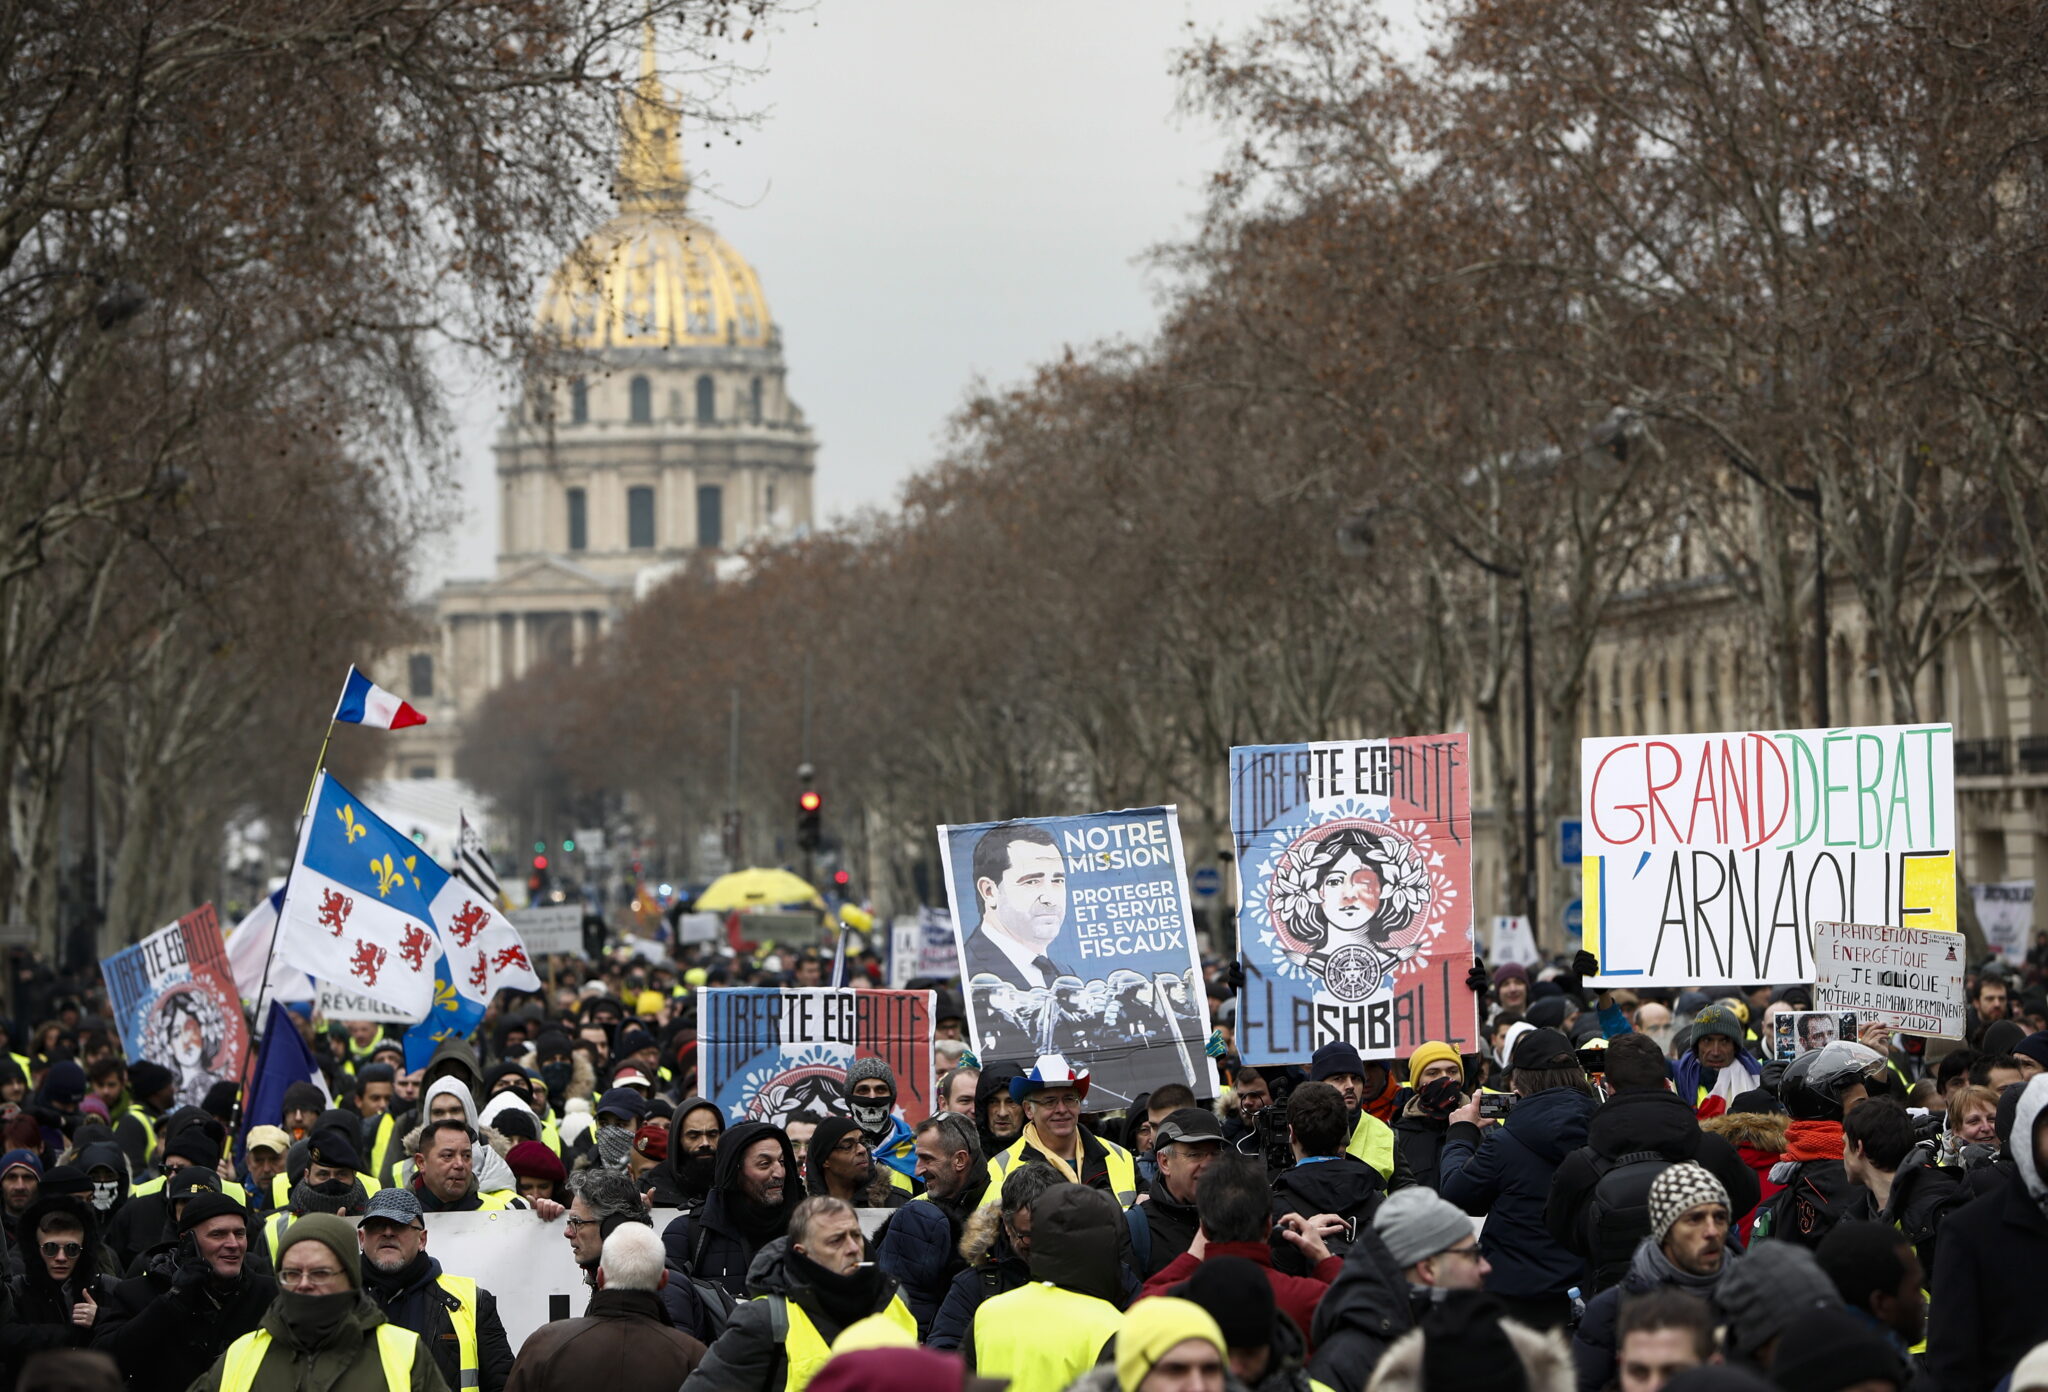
[635,990,665,1019]
[1407,1041,1464,1082]
[1116,1297,1225,1392]
[683,967,709,987]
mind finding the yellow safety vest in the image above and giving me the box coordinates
[122,1108,158,1164]
[434,1274,481,1390]
[131,1175,248,1205]
[540,1119,562,1158]
[1344,1110,1396,1182]
[978,1134,1138,1210]
[779,1294,916,1392]
[971,1281,1124,1392]
[219,1322,416,1392]
[368,1114,401,1182]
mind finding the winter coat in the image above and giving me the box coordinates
[362,1252,514,1392]
[1305,1226,1414,1392]
[1571,1237,1730,1392]
[929,1204,1027,1352]
[1862,1143,1963,1274]
[185,1291,447,1392]
[94,1239,279,1392]
[503,1288,703,1392]
[1268,1156,1384,1278]
[1139,1239,1340,1355]
[663,1098,722,1214]
[660,1121,801,1301]
[1390,1096,1454,1193]
[1439,1084,1599,1299]
[1544,1087,1760,1286]
[1698,1111,1787,1244]
[873,1169,989,1336]
[686,1238,904,1392]
[1135,1182,1201,1279]
[1926,1078,2048,1392]
[393,1079,518,1196]
[1365,1311,1575,1392]
[1,1192,117,1384]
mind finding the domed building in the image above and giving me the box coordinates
[382,46,816,782]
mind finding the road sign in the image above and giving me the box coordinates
[1562,898,1584,939]
[1557,818,1583,868]
[1190,866,1222,898]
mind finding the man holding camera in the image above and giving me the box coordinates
[1269,1082,1386,1277]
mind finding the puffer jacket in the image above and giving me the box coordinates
[1700,1110,1787,1243]
[930,1203,1028,1352]
[874,1169,989,1336]
[1439,1085,1598,1299]
[1365,1311,1575,1392]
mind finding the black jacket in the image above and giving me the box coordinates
[1545,1087,1760,1286]
[1926,1164,2048,1392]
[2,1193,117,1385]
[1439,1084,1598,1299]
[686,1238,903,1392]
[1870,1145,1963,1273]
[1391,1103,1452,1193]
[874,1169,989,1335]
[1138,1181,1201,1279]
[658,1097,722,1216]
[1269,1156,1384,1277]
[363,1251,514,1392]
[92,1239,277,1392]
[1304,1225,1414,1392]
[929,1206,1027,1352]
[659,1121,800,1300]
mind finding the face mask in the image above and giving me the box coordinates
[848,1093,894,1138]
[277,1290,356,1346]
[539,1062,573,1098]
[91,1180,119,1211]
[1418,1077,1463,1116]
[595,1125,634,1171]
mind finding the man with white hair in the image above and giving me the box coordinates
[504,1225,706,1392]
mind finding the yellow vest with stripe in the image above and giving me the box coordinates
[971,1281,1124,1392]
[131,1174,247,1205]
[777,1293,916,1392]
[977,1134,1138,1210]
[1344,1110,1396,1182]
[219,1323,417,1392]
[432,1274,481,1390]
[367,1114,401,1182]
[540,1118,562,1157]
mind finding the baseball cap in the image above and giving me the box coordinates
[244,1125,291,1156]
[1154,1108,1224,1147]
[1509,1026,1579,1071]
[360,1188,426,1228]
[609,1068,653,1092]
[596,1087,649,1123]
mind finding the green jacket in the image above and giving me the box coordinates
[192,1294,449,1392]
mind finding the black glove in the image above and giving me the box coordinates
[1572,950,1600,980]
[171,1243,213,1291]
[1760,1058,1788,1094]
[1465,958,1490,996]
[1224,959,1245,994]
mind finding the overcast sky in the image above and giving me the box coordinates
[430,0,1251,587]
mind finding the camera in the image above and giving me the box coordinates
[1477,1092,1516,1120]
[1254,1104,1295,1174]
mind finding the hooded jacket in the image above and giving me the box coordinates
[659,1121,800,1301]
[928,1203,1027,1352]
[1439,1084,1599,1299]
[397,1078,517,1198]
[1545,1086,1760,1285]
[971,1065,1022,1160]
[75,1139,133,1229]
[94,1234,279,1392]
[969,1184,1126,1384]
[1365,1311,1575,1392]
[1699,1110,1787,1243]
[377,1037,485,1185]
[1268,1154,1384,1278]
[684,1237,903,1392]
[1304,1226,1414,1392]
[1925,1073,2048,1392]
[2,1191,115,1380]
[663,1098,722,1213]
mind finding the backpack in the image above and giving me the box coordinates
[685,1220,740,1340]
[1581,1150,1672,1293]
[1751,1159,1859,1249]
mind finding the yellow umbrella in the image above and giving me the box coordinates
[695,867,824,912]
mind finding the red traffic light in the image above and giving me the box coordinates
[798,790,822,813]
[832,870,851,887]
[532,854,548,870]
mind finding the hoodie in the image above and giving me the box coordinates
[659,1120,801,1300]
[1,1192,113,1379]
[971,1064,1022,1159]
[1027,1182,1125,1306]
[74,1139,132,1225]
[396,1077,515,1195]
[663,1097,723,1212]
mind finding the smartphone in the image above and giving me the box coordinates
[1477,1092,1515,1120]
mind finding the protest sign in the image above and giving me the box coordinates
[938,806,1214,1107]
[1230,736,1478,1061]
[1769,1010,1861,1059]
[889,908,960,988]
[696,987,936,1127]
[101,904,250,1110]
[1582,724,1955,986]
[315,979,417,1024]
[510,903,583,956]
[1971,881,2033,965]
[1811,918,1967,1038]
[1490,916,1541,968]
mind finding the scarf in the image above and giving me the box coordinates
[733,1191,794,1246]
[1021,1122,1082,1184]
[596,1124,634,1171]
[275,1290,360,1350]
[1785,1120,1844,1163]
[1628,1233,1726,1294]
[787,1248,887,1335]
[1363,1072,1399,1124]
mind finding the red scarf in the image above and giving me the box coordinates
[1364,1071,1399,1124]
[1785,1119,1843,1162]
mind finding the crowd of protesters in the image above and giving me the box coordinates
[5,925,2048,1392]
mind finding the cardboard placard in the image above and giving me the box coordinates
[1811,918,1966,1038]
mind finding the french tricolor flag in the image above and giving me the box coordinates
[333,665,427,730]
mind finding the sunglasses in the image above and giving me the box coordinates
[41,1241,83,1258]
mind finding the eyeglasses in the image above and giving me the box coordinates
[1441,1242,1483,1261]
[40,1242,82,1258]
[279,1267,346,1288]
[563,1215,600,1230]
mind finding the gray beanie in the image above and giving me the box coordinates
[1713,1240,1840,1355]
[1647,1162,1729,1245]
[845,1057,897,1094]
[1371,1186,1474,1269]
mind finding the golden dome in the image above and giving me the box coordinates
[538,34,772,352]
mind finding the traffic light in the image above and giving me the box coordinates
[533,841,546,854]
[562,838,575,853]
[532,854,548,871]
[797,788,822,853]
[832,869,851,889]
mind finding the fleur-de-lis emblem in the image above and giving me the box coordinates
[433,976,458,1013]
[370,853,403,897]
[337,805,367,844]
[403,854,421,891]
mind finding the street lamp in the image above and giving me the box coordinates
[1339,505,1540,938]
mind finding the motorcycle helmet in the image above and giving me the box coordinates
[1779,1039,1886,1121]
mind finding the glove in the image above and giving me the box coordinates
[1224,959,1245,994]
[171,1245,213,1292]
[1760,1058,1788,1094]
[1204,1029,1229,1059]
[1465,958,1490,995]
[1572,949,1600,979]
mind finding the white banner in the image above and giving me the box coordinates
[1489,915,1541,968]
[510,904,583,956]
[1582,724,1956,986]
[1971,881,2033,966]
[315,980,418,1024]
[1811,919,1966,1038]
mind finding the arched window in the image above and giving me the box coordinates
[569,378,588,425]
[628,487,656,549]
[750,377,763,424]
[629,375,653,425]
[696,374,715,424]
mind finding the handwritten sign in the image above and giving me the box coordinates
[1811,919,1966,1039]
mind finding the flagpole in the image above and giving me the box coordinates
[237,712,338,1142]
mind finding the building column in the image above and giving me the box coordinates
[487,612,503,690]
[512,610,529,679]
